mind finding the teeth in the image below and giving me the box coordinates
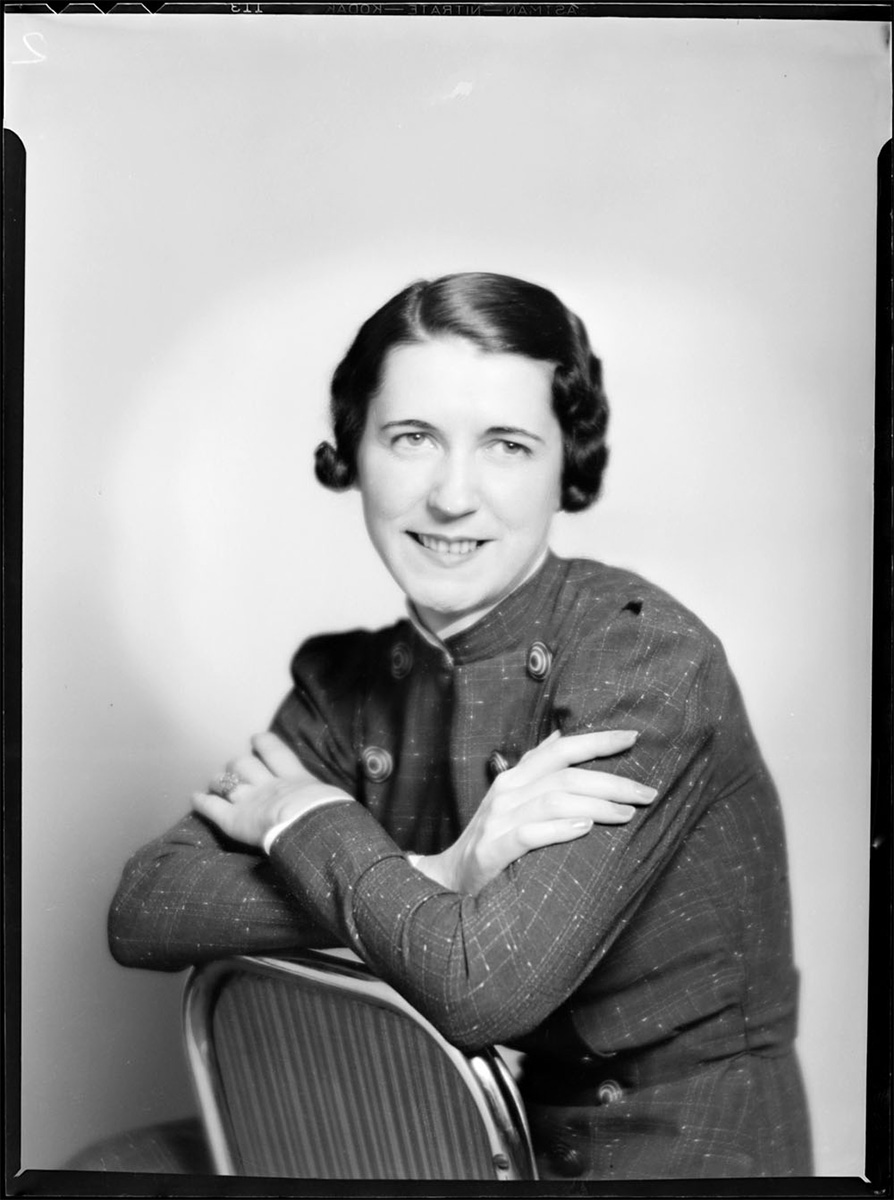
[417,534,480,556]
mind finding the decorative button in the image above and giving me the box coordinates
[526,640,552,682]
[597,1079,623,1105]
[360,746,393,783]
[487,750,510,781]
[389,641,413,680]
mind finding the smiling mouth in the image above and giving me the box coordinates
[408,532,487,557]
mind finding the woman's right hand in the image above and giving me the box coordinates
[413,729,655,896]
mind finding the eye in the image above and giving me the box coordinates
[391,431,433,450]
[492,439,532,457]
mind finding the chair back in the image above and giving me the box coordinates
[183,950,537,1180]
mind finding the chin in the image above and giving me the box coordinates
[411,588,477,617]
[409,575,485,613]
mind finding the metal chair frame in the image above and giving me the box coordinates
[183,949,538,1181]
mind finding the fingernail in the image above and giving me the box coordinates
[634,784,658,801]
[618,730,639,742]
[617,805,635,818]
[569,819,593,831]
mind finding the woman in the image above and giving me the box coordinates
[109,272,812,1179]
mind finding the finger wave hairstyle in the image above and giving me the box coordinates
[314,272,609,512]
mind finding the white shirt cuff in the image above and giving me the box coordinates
[262,794,354,855]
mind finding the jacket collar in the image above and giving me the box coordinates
[406,552,568,666]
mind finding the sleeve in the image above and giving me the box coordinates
[107,634,365,972]
[107,812,337,971]
[267,607,746,1052]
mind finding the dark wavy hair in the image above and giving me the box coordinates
[314,272,609,512]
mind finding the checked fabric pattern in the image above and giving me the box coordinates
[110,554,812,1178]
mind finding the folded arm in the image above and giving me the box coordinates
[265,618,742,1051]
[111,624,653,971]
[108,646,361,971]
[107,811,338,971]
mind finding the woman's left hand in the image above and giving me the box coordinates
[192,732,351,849]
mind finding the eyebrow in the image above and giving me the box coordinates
[380,419,545,443]
[488,425,545,443]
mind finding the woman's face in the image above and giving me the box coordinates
[356,336,564,635]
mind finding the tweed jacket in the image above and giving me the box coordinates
[109,554,812,1179]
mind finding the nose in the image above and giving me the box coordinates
[427,450,480,519]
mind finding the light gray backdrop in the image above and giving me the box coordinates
[6,10,889,1176]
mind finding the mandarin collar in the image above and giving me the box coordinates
[405,552,567,667]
